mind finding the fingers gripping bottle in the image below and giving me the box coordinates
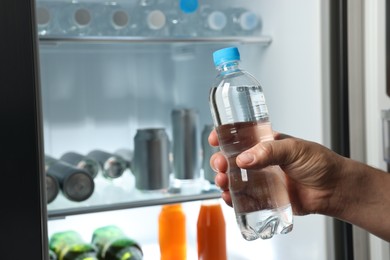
[209,47,293,240]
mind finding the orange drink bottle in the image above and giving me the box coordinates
[197,200,227,260]
[158,203,187,260]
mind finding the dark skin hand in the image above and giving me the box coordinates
[209,130,390,242]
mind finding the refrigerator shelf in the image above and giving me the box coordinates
[38,35,272,45]
[47,187,221,219]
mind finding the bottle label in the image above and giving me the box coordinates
[242,85,268,120]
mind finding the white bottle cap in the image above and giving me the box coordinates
[207,11,227,31]
[147,10,166,30]
[239,11,258,31]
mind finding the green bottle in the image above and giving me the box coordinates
[49,249,57,260]
[50,230,99,260]
[91,225,143,260]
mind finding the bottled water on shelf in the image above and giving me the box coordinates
[225,7,261,35]
[198,5,227,37]
[57,1,97,36]
[209,47,293,240]
[95,2,136,36]
[169,0,199,37]
[36,1,58,36]
[136,0,170,37]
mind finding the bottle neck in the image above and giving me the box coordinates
[216,60,240,75]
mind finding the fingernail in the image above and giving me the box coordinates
[237,152,254,164]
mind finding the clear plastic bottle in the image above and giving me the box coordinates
[36,1,58,36]
[225,8,261,36]
[136,0,170,37]
[169,0,199,37]
[57,1,96,36]
[209,47,293,240]
[198,5,227,37]
[95,2,136,36]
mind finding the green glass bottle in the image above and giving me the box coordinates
[49,230,99,260]
[91,225,143,260]
[49,249,57,260]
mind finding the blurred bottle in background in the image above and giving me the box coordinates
[36,1,58,36]
[169,0,199,37]
[197,200,227,260]
[198,5,227,37]
[45,155,95,202]
[60,151,100,179]
[136,0,169,37]
[158,204,187,260]
[95,2,136,36]
[91,225,143,260]
[226,7,261,35]
[87,150,128,179]
[49,249,57,260]
[46,171,60,204]
[57,1,96,36]
[50,230,98,260]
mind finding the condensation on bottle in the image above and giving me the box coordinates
[209,47,293,240]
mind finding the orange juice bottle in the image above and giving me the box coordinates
[197,200,227,260]
[158,203,187,260]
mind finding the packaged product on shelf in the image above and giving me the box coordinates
[60,151,100,179]
[197,200,227,260]
[45,155,95,202]
[94,2,137,36]
[135,0,170,37]
[225,7,261,35]
[46,172,60,204]
[158,204,186,260]
[36,1,58,36]
[87,150,128,179]
[57,1,97,36]
[49,230,98,260]
[92,225,143,260]
[198,4,227,36]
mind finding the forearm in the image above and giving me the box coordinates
[330,157,390,241]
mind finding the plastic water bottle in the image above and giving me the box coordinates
[95,2,136,36]
[209,47,293,240]
[198,5,227,36]
[36,2,57,36]
[225,8,261,35]
[169,0,199,37]
[136,0,169,37]
[57,1,96,36]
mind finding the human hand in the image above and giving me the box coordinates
[209,130,346,216]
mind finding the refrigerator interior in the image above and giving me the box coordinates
[38,0,334,259]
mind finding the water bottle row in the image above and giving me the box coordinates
[36,0,262,37]
[49,225,143,260]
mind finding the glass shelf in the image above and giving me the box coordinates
[39,35,272,45]
[47,182,221,219]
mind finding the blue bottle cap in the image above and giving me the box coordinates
[213,47,240,67]
[179,0,198,13]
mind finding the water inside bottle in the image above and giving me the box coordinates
[216,120,293,240]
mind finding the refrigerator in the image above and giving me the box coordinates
[2,0,388,259]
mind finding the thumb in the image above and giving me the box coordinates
[236,138,298,169]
